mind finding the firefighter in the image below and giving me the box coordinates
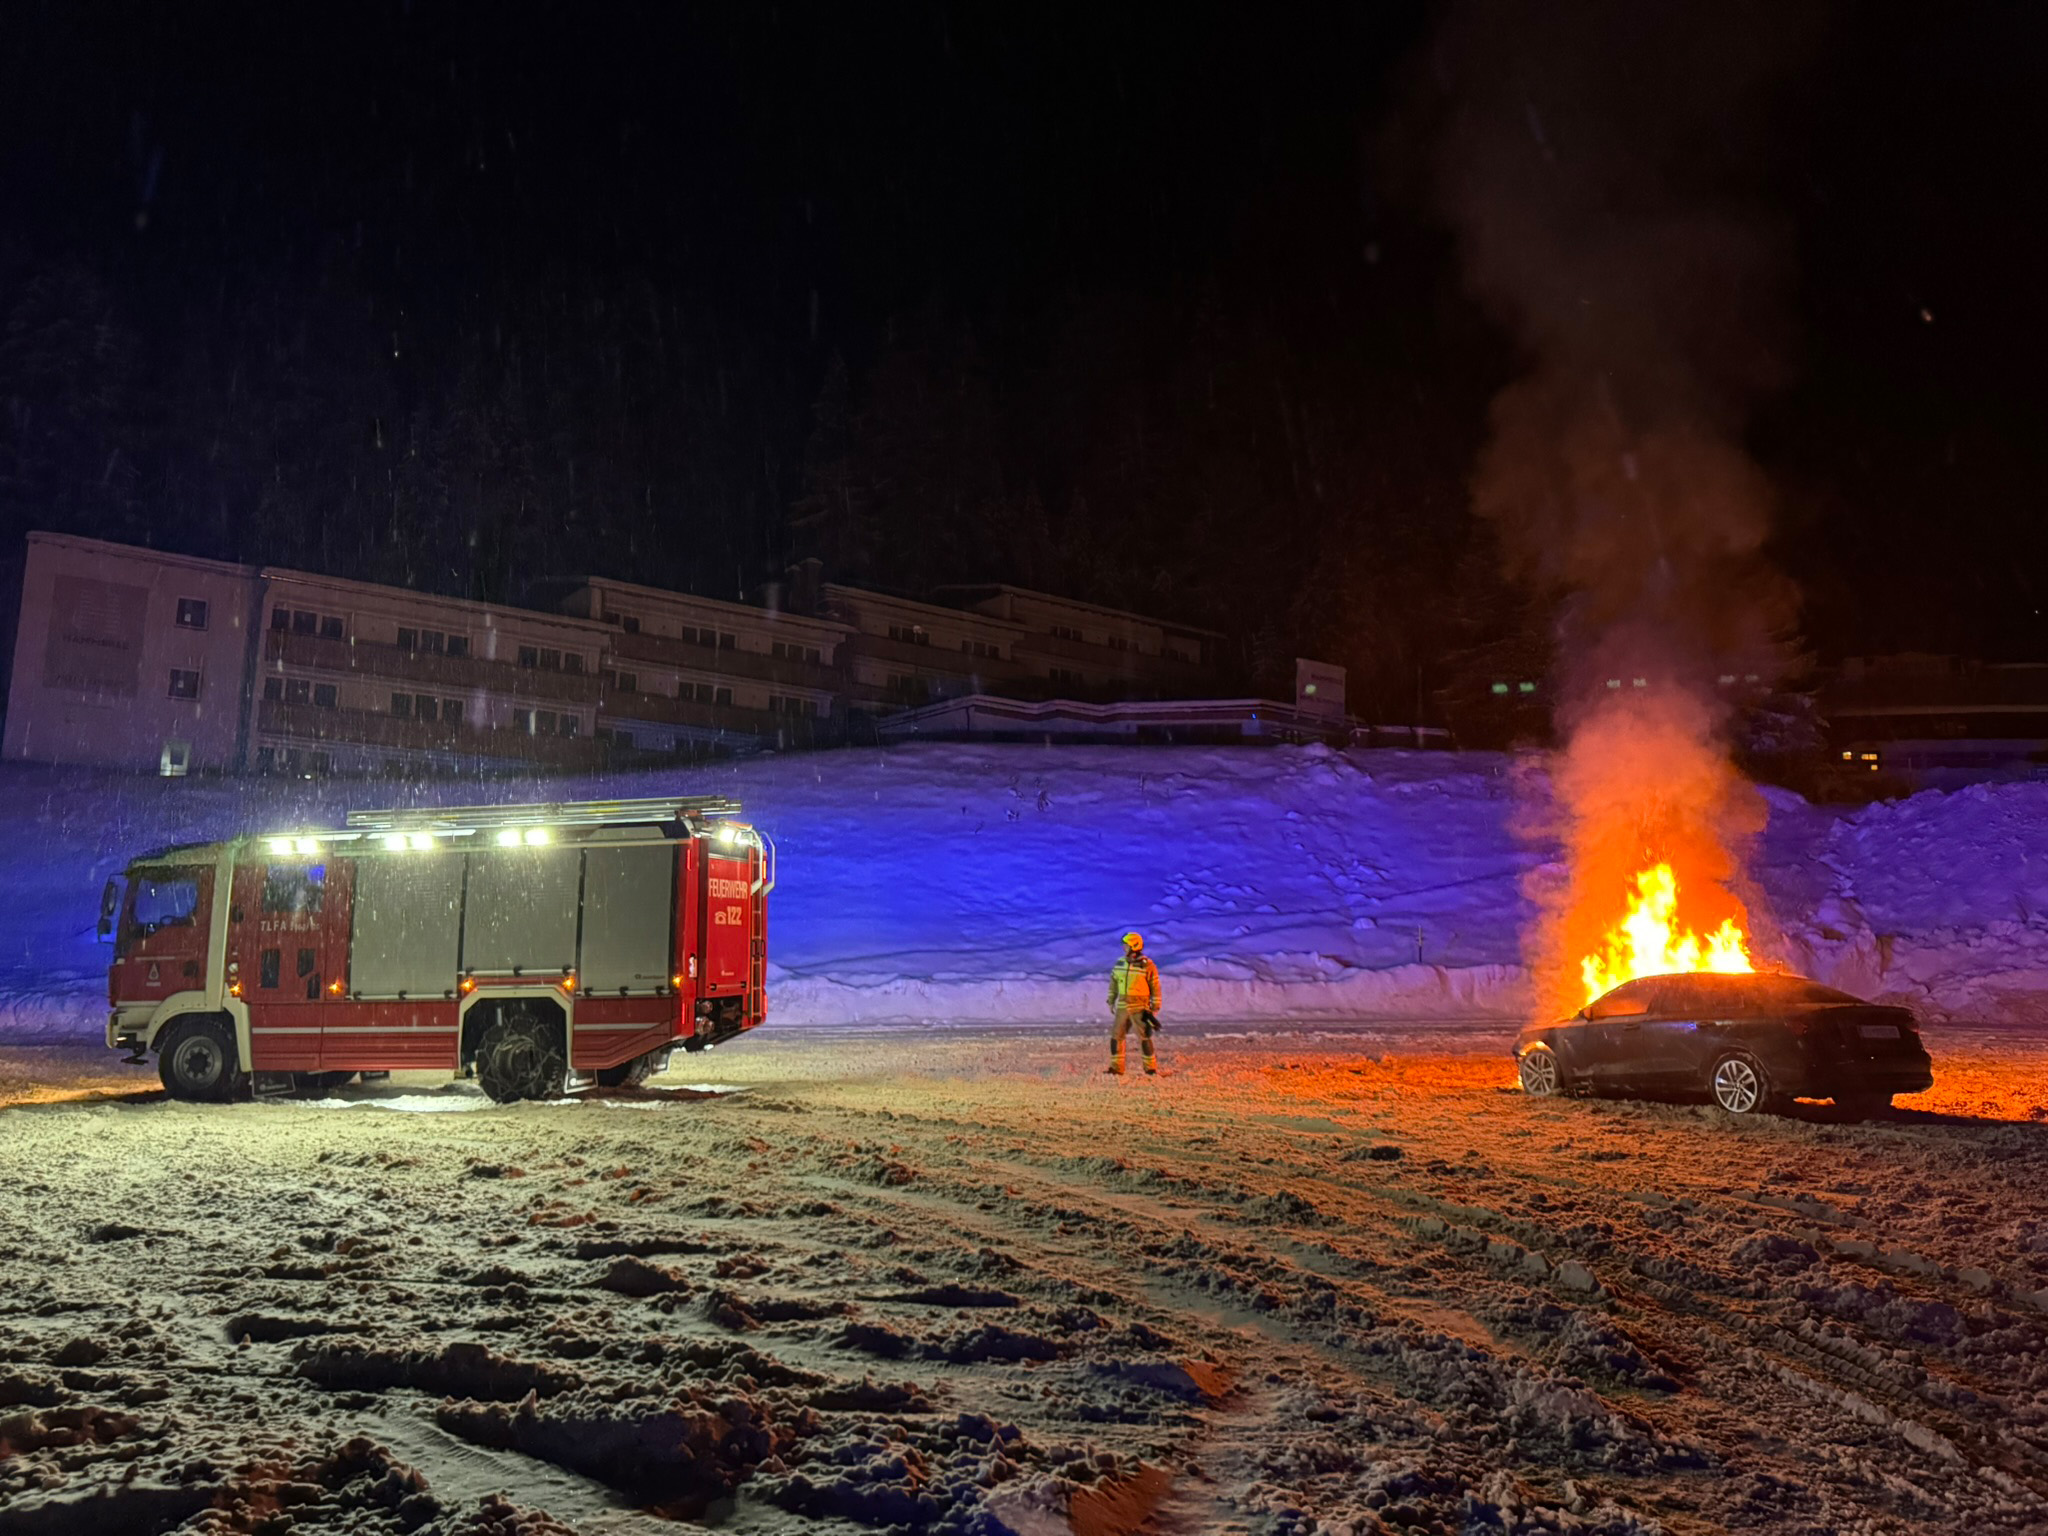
[1106,931,1163,1075]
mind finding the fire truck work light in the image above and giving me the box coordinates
[295,837,321,855]
[381,834,409,851]
[267,838,295,856]
[408,833,435,850]
[716,822,740,845]
[523,828,550,846]
[495,828,521,847]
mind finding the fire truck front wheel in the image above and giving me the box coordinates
[158,1016,244,1102]
[473,1006,568,1104]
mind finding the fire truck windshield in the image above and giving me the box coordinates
[120,870,202,953]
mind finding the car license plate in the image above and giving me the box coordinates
[1858,1023,1900,1040]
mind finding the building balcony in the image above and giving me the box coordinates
[840,631,1038,686]
[264,630,602,705]
[256,700,614,770]
[599,690,827,742]
[607,630,842,693]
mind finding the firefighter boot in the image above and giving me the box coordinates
[1143,1052,1158,1076]
[1105,1046,1125,1076]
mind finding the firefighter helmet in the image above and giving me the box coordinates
[1123,931,1144,951]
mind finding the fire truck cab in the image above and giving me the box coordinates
[101,796,773,1103]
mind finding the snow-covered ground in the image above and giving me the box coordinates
[0,1028,2043,1534]
[2,745,2045,1041]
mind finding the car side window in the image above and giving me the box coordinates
[1587,989,1652,1020]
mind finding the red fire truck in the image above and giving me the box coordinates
[99,796,773,1102]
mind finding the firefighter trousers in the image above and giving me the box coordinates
[1110,1007,1156,1066]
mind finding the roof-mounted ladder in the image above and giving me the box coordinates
[344,795,743,834]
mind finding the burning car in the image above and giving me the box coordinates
[1513,972,1934,1116]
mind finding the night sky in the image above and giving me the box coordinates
[2,2,2045,715]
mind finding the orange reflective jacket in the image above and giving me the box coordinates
[1108,953,1161,1009]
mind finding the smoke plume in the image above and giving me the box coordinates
[1422,2,1819,1014]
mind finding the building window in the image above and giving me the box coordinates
[319,615,345,640]
[256,746,276,773]
[620,615,641,634]
[536,710,559,735]
[560,714,580,739]
[312,683,338,709]
[168,668,201,700]
[285,678,312,705]
[961,639,1000,660]
[1049,667,1083,687]
[889,624,930,646]
[263,676,283,701]
[175,598,209,630]
[443,699,463,726]
[397,627,417,651]
[390,692,412,719]
[1108,635,1131,652]
[414,695,438,723]
[773,641,824,664]
[291,610,317,635]
[615,672,638,695]
[563,652,584,674]
[270,607,290,631]
[307,751,331,777]
[517,645,539,669]
[769,695,820,718]
[539,648,563,672]
[446,634,469,658]
[419,629,446,655]
[512,708,534,733]
[1166,641,1197,663]
[1051,624,1084,643]
[886,673,930,701]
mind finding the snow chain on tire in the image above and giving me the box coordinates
[475,1007,568,1104]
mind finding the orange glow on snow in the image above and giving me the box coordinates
[1579,862,1754,1004]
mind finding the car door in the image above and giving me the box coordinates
[1581,982,1656,1086]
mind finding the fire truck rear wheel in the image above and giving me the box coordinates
[594,1051,655,1089]
[158,1016,243,1102]
[474,1007,568,1104]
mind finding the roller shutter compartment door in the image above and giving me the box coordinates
[462,848,581,974]
[349,853,464,997]
[578,845,676,994]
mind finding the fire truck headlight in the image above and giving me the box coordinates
[523,827,550,846]
[381,834,409,851]
[408,833,435,850]
[267,837,295,856]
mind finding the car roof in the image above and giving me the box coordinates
[1599,972,1865,1012]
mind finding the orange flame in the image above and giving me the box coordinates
[1579,862,1753,1005]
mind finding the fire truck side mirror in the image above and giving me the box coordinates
[96,879,118,941]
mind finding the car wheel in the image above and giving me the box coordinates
[1708,1050,1768,1115]
[158,1016,243,1102]
[1836,1091,1892,1119]
[474,1007,567,1104]
[1517,1043,1565,1097]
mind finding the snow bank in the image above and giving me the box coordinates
[1,744,2043,1040]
